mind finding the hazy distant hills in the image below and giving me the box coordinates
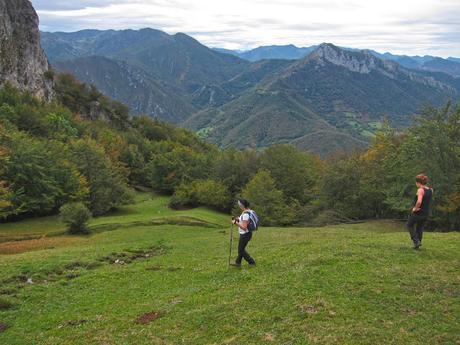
[42,29,248,91]
[215,44,317,61]
[41,29,460,156]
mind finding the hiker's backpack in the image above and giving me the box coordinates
[245,210,260,232]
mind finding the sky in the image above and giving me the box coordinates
[32,0,460,57]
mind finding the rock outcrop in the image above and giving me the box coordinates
[306,43,453,91]
[0,0,53,100]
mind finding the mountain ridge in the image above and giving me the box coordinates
[40,29,460,156]
[214,43,460,77]
[184,43,458,155]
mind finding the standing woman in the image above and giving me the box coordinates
[231,199,256,267]
[407,174,433,249]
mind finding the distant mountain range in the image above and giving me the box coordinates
[41,29,460,156]
[215,45,460,77]
[214,45,317,61]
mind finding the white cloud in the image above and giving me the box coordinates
[32,0,460,57]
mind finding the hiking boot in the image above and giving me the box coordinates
[412,242,421,250]
[248,261,256,266]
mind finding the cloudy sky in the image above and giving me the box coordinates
[32,0,460,57]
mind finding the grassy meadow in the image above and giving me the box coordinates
[0,193,459,344]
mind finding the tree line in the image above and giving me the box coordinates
[0,76,459,230]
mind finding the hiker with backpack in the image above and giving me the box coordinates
[230,199,258,267]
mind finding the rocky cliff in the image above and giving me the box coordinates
[0,0,53,100]
[305,43,454,91]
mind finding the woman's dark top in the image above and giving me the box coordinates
[413,187,433,217]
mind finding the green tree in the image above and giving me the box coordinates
[260,144,319,203]
[395,103,460,229]
[321,154,386,219]
[147,143,211,194]
[70,138,133,216]
[241,170,290,226]
[0,130,88,217]
[212,148,260,195]
[171,179,231,211]
[0,141,12,217]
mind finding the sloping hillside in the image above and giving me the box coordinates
[185,44,457,155]
[0,194,458,344]
[42,31,460,155]
[55,56,196,123]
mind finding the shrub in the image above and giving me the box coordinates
[60,202,91,234]
[170,179,231,211]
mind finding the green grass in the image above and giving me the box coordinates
[0,193,226,243]
[0,195,459,344]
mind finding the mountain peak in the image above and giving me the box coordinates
[307,43,391,74]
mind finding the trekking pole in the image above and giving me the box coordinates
[228,222,234,266]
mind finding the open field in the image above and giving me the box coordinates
[0,193,459,344]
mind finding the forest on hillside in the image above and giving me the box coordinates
[0,75,459,230]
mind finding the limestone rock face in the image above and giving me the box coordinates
[0,0,53,100]
[307,43,453,91]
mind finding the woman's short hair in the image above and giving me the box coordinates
[415,174,429,185]
[238,199,250,208]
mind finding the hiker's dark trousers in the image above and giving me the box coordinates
[407,213,427,245]
[236,232,255,264]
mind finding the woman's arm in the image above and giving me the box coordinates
[232,214,249,231]
[412,188,425,212]
[239,220,249,231]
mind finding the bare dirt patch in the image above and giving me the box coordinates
[63,319,89,327]
[146,265,163,271]
[0,297,14,310]
[298,298,333,316]
[0,236,82,255]
[0,322,8,333]
[136,311,164,325]
[166,267,181,272]
[263,333,276,341]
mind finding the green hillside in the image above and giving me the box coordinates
[0,193,458,344]
[42,29,249,94]
[185,44,458,155]
[42,32,460,155]
[184,87,367,155]
[2,4,459,344]
[55,56,196,123]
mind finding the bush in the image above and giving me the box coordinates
[60,202,91,234]
[170,179,231,211]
